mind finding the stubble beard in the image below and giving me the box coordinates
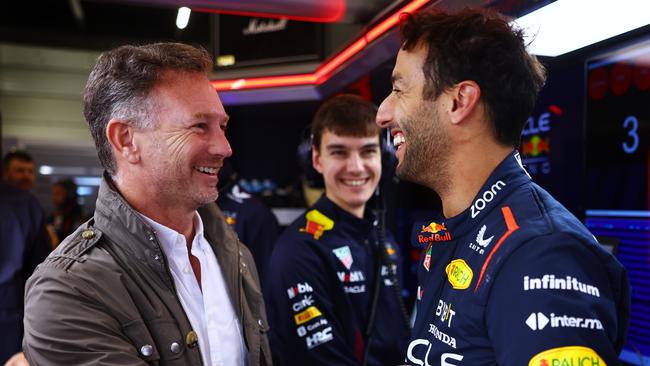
[396,103,452,194]
[149,143,218,213]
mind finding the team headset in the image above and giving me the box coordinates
[297,126,410,366]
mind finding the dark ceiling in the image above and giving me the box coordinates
[0,0,396,52]
[0,1,212,51]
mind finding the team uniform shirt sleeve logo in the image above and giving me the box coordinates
[294,306,323,325]
[299,209,334,239]
[332,246,354,269]
[445,259,473,290]
[423,243,433,271]
[528,346,605,366]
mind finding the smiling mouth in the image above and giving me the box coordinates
[195,166,219,176]
[393,133,405,148]
[342,178,370,187]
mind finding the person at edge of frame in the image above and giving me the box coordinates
[264,94,410,366]
[375,7,630,366]
[22,42,271,366]
[216,160,280,288]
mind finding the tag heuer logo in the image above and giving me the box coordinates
[332,246,353,269]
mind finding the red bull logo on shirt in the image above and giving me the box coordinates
[300,209,334,240]
[419,221,452,244]
[528,346,605,366]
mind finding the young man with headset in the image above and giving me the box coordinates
[264,94,409,365]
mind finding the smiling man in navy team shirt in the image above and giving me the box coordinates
[265,94,409,366]
[376,8,630,366]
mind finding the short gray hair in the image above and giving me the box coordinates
[83,42,212,174]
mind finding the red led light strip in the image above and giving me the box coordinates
[211,0,431,91]
[195,0,346,23]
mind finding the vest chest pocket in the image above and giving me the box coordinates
[122,318,190,365]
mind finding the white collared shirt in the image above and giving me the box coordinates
[140,212,247,366]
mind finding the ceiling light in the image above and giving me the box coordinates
[176,7,191,30]
[515,0,650,57]
[39,165,53,175]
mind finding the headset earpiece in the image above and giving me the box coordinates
[296,127,324,188]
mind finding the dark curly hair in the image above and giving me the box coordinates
[400,8,546,147]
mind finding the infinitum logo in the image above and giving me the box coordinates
[523,274,600,297]
[525,312,603,331]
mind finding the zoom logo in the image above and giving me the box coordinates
[470,181,506,218]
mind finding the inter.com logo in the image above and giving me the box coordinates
[525,312,603,331]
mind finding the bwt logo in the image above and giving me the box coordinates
[287,282,313,299]
[407,339,464,366]
[471,181,506,218]
[436,299,456,328]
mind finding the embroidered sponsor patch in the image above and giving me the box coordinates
[418,221,452,244]
[294,306,322,325]
[299,209,334,239]
[386,244,396,256]
[528,346,605,366]
[423,243,433,271]
[332,245,353,269]
[445,259,473,289]
[287,282,313,299]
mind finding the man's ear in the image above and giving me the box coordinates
[312,145,323,174]
[106,119,140,164]
[449,80,481,125]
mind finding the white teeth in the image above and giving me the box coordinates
[344,179,366,186]
[393,134,405,147]
[196,166,218,175]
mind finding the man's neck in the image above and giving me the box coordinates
[325,193,365,219]
[437,143,512,218]
[112,174,196,243]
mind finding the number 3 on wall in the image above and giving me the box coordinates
[622,115,639,154]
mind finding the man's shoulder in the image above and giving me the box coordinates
[502,181,589,238]
[276,207,339,243]
[37,222,116,275]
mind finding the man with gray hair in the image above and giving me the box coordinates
[23,43,271,365]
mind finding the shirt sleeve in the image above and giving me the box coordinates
[23,267,149,366]
[264,237,362,366]
[486,232,629,366]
